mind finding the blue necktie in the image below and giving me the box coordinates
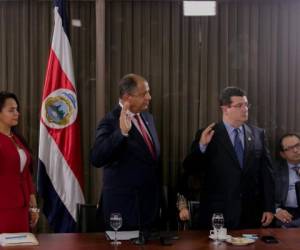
[234,128,244,168]
[292,165,300,176]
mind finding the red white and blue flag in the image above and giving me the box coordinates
[38,0,85,233]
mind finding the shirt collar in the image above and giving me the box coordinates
[223,121,243,135]
[287,162,300,169]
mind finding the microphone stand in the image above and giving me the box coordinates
[158,186,179,245]
[133,190,147,245]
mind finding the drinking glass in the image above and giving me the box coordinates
[110,213,122,245]
[211,213,224,243]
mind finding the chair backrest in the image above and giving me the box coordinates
[188,200,201,230]
[159,185,184,231]
[159,186,170,230]
[76,203,103,232]
[295,181,300,208]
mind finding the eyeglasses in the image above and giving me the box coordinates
[283,143,300,152]
[229,103,251,109]
[129,91,150,98]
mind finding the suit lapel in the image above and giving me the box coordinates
[130,122,152,158]
[140,113,159,156]
[282,161,290,203]
[216,123,241,169]
[243,124,254,173]
[130,113,158,160]
[141,113,159,154]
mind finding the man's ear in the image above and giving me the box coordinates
[122,93,131,102]
[220,105,227,113]
[280,151,286,160]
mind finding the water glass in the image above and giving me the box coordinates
[211,213,224,242]
[110,213,122,245]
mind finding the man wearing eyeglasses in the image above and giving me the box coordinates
[181,86,275,229]
[274,133,300,228]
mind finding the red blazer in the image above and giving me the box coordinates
[0,132,35,232]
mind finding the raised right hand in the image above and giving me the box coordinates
[119,102,132,135]
[199,122,215,145]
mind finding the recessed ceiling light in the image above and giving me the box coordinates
[183,1,217,16]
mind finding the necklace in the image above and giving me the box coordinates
[0,131,13,138]
[8,133,20,149]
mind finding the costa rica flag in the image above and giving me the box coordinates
[37,0,85,233]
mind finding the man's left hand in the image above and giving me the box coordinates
[261,212,274,226]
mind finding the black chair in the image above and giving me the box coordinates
[177,160,202,231]
[76,203,104,232]
[177,199,201,231]
[295,181,300,208]
[160,185,178,231]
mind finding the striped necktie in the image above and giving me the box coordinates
[134,115,156,159]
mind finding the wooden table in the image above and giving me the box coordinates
[2,228,300,250]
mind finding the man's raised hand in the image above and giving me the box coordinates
[120,102,132,135]
[199,122,215,145]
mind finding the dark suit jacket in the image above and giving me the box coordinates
[90,105,160,230]
[274,161,290,209]
[274,160,300,227]
[183,122,275,229]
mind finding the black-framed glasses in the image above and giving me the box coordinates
[229,103,251,109]
[283,143,300,152]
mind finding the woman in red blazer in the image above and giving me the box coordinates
[0,91,39,232]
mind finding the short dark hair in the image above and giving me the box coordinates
[278,133,300,152]
[0,91,19,112]
[118,74,139,98]
[219,86,246,106]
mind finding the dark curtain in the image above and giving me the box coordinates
[105,0,300,189]
[0,0,96,232]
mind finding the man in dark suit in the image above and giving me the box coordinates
[180,86,275,229]
[274,133,300,228]
[90,74,160,231]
